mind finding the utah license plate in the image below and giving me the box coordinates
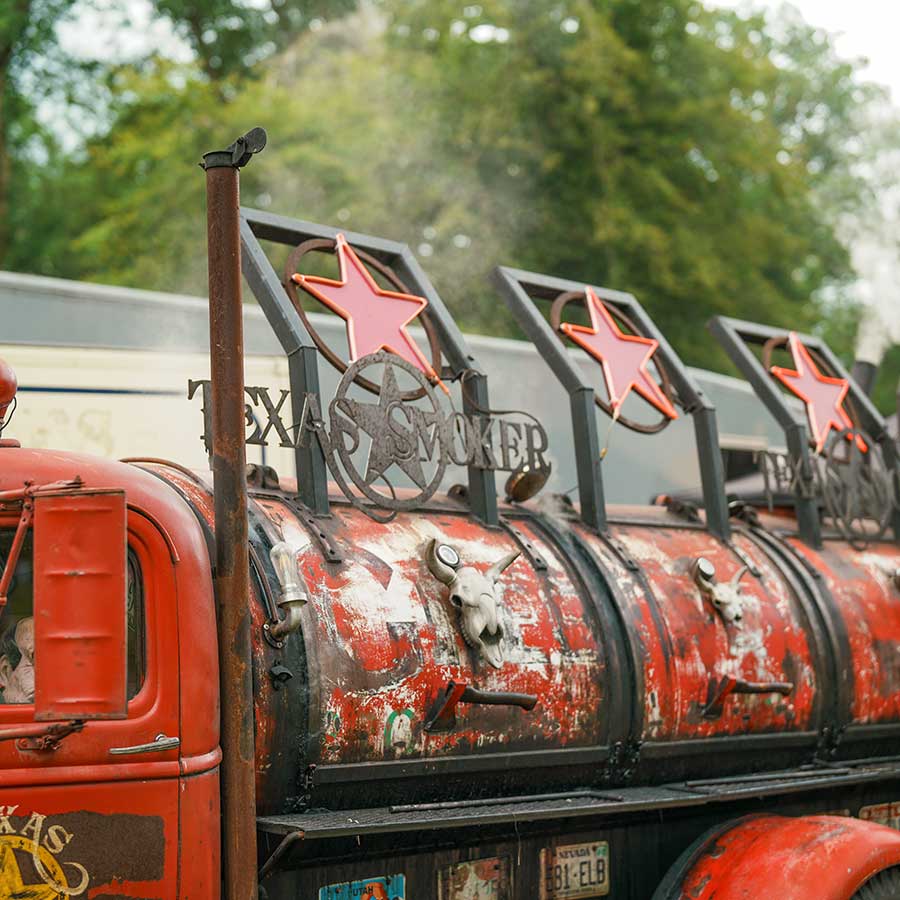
[539,841,609,899]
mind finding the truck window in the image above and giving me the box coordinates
[0,529,145,704]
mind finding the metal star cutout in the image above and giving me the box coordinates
[292,234,445,391]
[559,287,678,420]
[769,332,866,455]
[342,362,439,489]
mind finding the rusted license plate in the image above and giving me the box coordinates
[539,841,609,899]
[438,856,511,899]
[860,801,900,829]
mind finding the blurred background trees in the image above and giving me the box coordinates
[2,0,898,411]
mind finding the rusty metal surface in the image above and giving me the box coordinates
[33,489,128,720]
[575,523,821,742]
[204,160,258,900]
[655,813,900,900]
[144,459,900,787]
[788,537,900,726]
[254,498,607,767]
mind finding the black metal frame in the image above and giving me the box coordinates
[708,316,900,547]
[239,207,498,525]
[494,266,731,540]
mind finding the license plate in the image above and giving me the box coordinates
[860,801,900,829]
[438,856,511,899]
[318,874,406,900]
[540,841,609,899]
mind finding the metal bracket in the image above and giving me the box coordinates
[602,738,643,784]
[297,510,342,564]
[815,723,846,761]
[600,534,640,572]
[726,541,762,579]
[269,663,294,691]
[499,518,547,571]
[14,720,84,752]
[663,496,702,524]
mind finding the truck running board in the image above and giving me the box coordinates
[257,759,900,843]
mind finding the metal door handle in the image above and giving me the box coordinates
[109,733,180,755]
[702,676,793,719]
[425,681,538,732]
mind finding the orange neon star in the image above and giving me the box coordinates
[770,332,866,454]
[292,234,446,391]
[559,287,678,420]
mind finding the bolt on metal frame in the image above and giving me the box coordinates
[240,207,499,525]
[494,266,731,541]
[709,315,900,547]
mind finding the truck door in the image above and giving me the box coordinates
[0,498,180,899]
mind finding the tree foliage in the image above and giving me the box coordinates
[4,0,898,409]
[0,0,82,262]
[149,0,358,79]
[387,0,877,367]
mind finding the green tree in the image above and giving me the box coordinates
[12,0,900,415]
[0,0,80,263]
[387,0,876,367]
[40,5,525,329]
[149,0,359,79]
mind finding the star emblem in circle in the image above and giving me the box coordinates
[769,332,867,455]
[0,839,66,899]
[292,234,446,391]
[559,287,678,420]
[341,361,438,490]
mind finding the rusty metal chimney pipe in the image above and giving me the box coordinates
[201,127,267,900]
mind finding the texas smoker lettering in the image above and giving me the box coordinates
[188,379,549,475]
[0,805,88,896]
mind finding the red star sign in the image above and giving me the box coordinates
[770,332,866,454]
[559,287,678,420]
[292,234,444,389]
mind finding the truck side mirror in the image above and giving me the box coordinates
[33,489,128,721]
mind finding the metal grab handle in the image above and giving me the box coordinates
[109,733,180,755]
[425,681,538,732]
[702,676,793,719]
[458,686,538,710]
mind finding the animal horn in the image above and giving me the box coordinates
[488,549,520,583]
[427,539,457,585]
[729,565,749,588]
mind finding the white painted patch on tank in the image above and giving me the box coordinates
[615,533,683,576]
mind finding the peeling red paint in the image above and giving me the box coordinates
[789,538,900,724]
[136,463,900,790]
[672,814,900,900]
[576,523,820,741]
[254,501,607,764]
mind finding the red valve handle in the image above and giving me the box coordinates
[702,675,793,719]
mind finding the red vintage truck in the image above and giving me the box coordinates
[1,129,900,900]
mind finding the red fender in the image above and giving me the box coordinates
[655,814,900,900]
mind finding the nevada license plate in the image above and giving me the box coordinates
[539,841,609,899]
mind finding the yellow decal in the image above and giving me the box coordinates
[0,811,88,899]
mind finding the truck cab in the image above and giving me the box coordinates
[0,449,219,899]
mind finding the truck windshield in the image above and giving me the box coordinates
[0,530,145,704]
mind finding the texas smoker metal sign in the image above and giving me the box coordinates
[189,351,550,518]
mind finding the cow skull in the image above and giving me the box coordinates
[693,557,749,625]
[427,539,520,669]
